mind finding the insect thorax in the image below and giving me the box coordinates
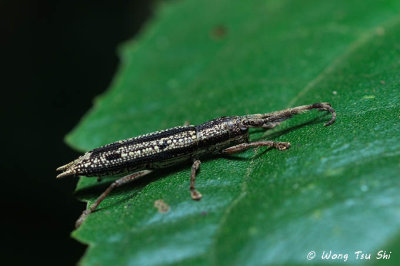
[195,116,249,153]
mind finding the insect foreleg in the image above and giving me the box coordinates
[241,102,336,129]
[75,169,152,228]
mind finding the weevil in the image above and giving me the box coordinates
[57,102,335,228]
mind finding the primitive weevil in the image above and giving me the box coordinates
[57,102,336,228]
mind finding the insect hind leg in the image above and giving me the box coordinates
[75,169,152,228]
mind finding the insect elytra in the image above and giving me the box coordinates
[57,102,336,228]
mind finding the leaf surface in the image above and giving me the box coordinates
[67,0,400,265]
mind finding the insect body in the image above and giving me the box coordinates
[57,103,336,228]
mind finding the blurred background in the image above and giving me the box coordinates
[1,0,156,264]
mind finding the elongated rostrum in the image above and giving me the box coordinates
[57,102,335,228]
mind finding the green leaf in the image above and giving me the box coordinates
[67,0,400,265]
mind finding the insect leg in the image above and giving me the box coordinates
[241,102,336,128]
[222,141,291,154]
[190,159,202,200]
[75,169,152,228]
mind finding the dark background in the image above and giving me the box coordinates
[1,0,156,264]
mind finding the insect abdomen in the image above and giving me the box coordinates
[68,126,198,177]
